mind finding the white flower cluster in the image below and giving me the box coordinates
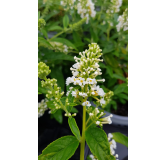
[89,154,97,160]
[49,41,69,54]
[104,0,122,27]
[38,99,48,118]
[116,8,128,32]
[110,0,122,13]
[89,133,118,160]
[60,0,76,10]
[108,133,119,159]
[88,108,113,126]
[66,43,107,107]
[96,114,113,126]
[77,0,96,24]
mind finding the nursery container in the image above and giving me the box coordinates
[104,110,128,126]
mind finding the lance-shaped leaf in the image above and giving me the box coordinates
[68,117,81,141]
[112,132,128,148]
[85,127,116,160]
[52,109,63,124]
[63,15,69,28]
[50,38,78,51]
[38,37,53,48]
[38,136,79,160]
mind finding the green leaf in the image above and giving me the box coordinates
[38,92,42,94]
[117,93,128,100]
[84,38,91,43]
[90,28,99,42]
[38,80,48,94]
[51,38,78,51]
[72,31,82,43]
[104,54,118,68]
[68,117,81,141]
[99,62,106,68]
[85,127,116,160]
[103,44,115,54]
[41,29,48,39]
[44,10,59,21]
[42,51,74,61]
[107,66,113,78]
[48,26,63,31]
[112,74,127,81]
[71,107,78,113]
[52,109,63,124]
[114,83,128,95]
[50,66,64,91]
[69,103,78,107]
[63,15,69,28]
[112,132,128,148]
[60,97,66,106]
[39,136,79,160]
[47,101,56,109]
[38,37,53,48]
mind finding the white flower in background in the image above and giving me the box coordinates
[60,0,76,10]
[116,8,128,32]
[89,154,97,160]
[112,139,117,149]
[38,99,48,118]
[89,113,94,116]
[49,41,69,54]
[82,101,91,107]
[63,45,68,53]
[95,107,100,114]
[103,0,123,27]
[108,133,118,159]
[96,121,100,125]
[111,0,122,13]
[76,0,96,24]
[66,91,70,96]
[100,98,106,105]
[110,139,117,155]
[108,133,113,141]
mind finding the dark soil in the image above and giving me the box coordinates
[111,102,128,117]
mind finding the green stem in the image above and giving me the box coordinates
[80,105,86,160]
[49,28,70,41]
[85,117,90,126]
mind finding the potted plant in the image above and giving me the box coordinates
[38,43,128,160]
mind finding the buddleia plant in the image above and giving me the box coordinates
[38,43,128,160]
